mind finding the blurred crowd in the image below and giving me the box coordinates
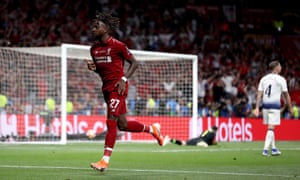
[0,0,300,119]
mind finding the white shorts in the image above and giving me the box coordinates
[262,109,281,125]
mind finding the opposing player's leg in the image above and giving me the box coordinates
[270,110,281,156]
[262,109,281,156]
[262,128,273,156]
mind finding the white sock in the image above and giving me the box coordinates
[149,126,153,134]
[102,156,110,163]
[271,131,276,149]
[263,129,274,150]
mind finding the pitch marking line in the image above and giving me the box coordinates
[0,165,298,178]
[114,147,300,153]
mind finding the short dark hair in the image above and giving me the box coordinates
[94,11,120,32]
[268,60,280,71]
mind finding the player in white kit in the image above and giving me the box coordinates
[254,60,293,156]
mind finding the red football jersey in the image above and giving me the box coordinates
[90,37,133,92]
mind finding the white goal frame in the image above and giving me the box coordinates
[0,43,198,144]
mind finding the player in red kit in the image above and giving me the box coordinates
[86,12,164,172]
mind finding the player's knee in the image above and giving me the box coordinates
[268,125,275,130]
[108,114,118,121]
[118,124,127,131]
[117,115,127,130]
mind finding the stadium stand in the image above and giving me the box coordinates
[0,0,299,118]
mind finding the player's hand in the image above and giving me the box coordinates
[115,79,126,95]
[254,108,259,117]
[85,59,96,71]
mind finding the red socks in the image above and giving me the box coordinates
[126,121,150,133]
[104,120,117,156]
[103,120,150,158]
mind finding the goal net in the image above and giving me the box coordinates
[0,44,198,144]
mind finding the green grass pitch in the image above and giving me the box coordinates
[0,141,299,180]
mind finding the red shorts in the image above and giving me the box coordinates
[103,89,127,116]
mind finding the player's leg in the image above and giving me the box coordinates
[169,138,185,145]
[90,114,117,171]
[90,92,119,172]
[118,114,149,132]
[186,137,200,146]
[116,91,164,146]
[118,115,164,146]
[269,110,281,156]
[263,127,274,156]
[262,109,281,156]
[262,109,272,156]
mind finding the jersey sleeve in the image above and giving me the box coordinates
[257,79,263,91]
[119,43,133,60]
[280,76,288,92]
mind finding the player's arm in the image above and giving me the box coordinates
[281,77,293,115]
[283,91,293,115]
[124,56,139,80]
[86,47,97,72]
[116,56,138,95]
[254,90,263,117]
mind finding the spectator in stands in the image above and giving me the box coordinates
[245,83,257,108]
[178,98,190,116]
[66,100,74,114]
[145,93,156,115]
[91,98,106,115]
[198,97,210,117]
[282,101,299,119]
[127,79,137,115]
[233,96,251,117]
[1,0,300,118]
[0,93,8,113]
[176,72,193,102]
[197,72,215,100]
[77,91,93,115]
[4,100,14,114]
[40,97,56,134]
[218,98,233,117]
[156,93,167,116]
[166,97,180,116]
[221,69,238,98]
[212,74,226,103]
[292,102,299,119]
[162,76,177,97]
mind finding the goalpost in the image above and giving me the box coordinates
[0,44,198,144]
